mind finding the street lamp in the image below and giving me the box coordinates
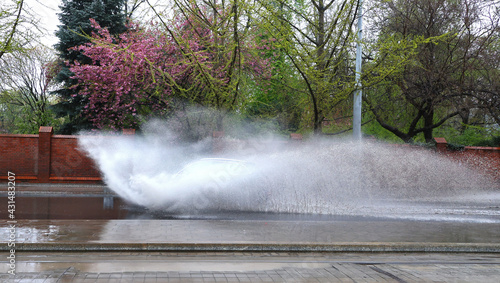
[353,0,363,140]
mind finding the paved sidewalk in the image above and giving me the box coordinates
[2,251,500,282]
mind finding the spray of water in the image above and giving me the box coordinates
[78,119,497,216]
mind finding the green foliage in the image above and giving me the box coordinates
[0,0,36,59]
[255,0,362,134]
[0,46,62,134]
[28,0,496,144]
[364,0,500,143]
[365,113,500,147]
[435,124,500,147]
[0,90,63,134]
[242,29,304,133]
[361,119,404,143]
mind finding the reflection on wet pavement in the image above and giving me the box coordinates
[1,218,500,246]
[1,192,500,222]
[0,191,499,248]
[0,196,128,219]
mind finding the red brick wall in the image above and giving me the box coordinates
[1,130,498,184]
[435,138,500,182]
[50,136,101,181]
[0,127,104,184]
[0,134,38,180]
[454,147,500,181]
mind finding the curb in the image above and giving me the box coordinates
[0,184,114,196]
[5,242,500,253]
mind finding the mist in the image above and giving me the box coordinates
[78,118,496,216]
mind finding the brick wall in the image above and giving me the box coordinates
[0,127,104,184]
[1,129,498,184]
[0,134,38,180]
[50,136,102,182]
[435,138,500,181]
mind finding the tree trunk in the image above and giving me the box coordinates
[313,118,323,135]
[216,111,224,132]
[459,109,470,134]
[423,108,434,143]
[313,1,325,136]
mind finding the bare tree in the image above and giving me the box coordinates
[125,0,147,20]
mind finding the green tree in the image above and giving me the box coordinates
[146,0,272,132]
[53,0,127,134]
[366,0,500,143]
[0,0,38,59]
[0,0,24,59]
[0,47,61,133]
[254,0,363,134]
[242,10,305,134]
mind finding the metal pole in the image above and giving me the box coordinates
[353,0,363,140]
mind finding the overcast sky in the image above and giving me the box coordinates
[24,0,166,48]
[25,0,61,47]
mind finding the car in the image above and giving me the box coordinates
[166,158,269,212]
[174,158,254,182]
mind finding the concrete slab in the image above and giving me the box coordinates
[1,219,500,252]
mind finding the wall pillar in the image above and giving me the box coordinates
[122,129,136,135]
[38,126,54,182]
[212,131,225,153]
[434,137,448,154]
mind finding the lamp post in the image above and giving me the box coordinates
[353,0,363,140]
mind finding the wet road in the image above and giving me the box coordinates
[2,185,500,281]
[1,219,500,252]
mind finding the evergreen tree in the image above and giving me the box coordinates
[53,0,127,134]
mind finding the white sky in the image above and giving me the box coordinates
[24,0,61,47]
[23,0,165,48]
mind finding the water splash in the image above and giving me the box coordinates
[78,121,497,217]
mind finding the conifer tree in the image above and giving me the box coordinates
[53,0,127,134]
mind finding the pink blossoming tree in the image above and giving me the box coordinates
[69,1,272,130]
[70,20,178,129]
